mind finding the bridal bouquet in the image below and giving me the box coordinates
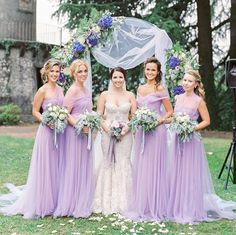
[168,112,200,142]
[74,110,101,135]
[109,120,126,141]
[128,107,159,132]
[42,104,68,148]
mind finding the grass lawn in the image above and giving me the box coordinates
[0,136,236,235]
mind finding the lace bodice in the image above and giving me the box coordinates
[174,93,201,121]
[104,102,131,122]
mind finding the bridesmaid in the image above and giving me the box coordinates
[54,59,94,218]
[167,70,236,224]
[126,57,173,221]
[0,59,64,218]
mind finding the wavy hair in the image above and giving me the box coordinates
[144,57,162,89]
[186,70,205,99]
[69,59,88,78]
[40,59,61,84]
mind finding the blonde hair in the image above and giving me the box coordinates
[40,59,61,84]
[186,70,205,99]
[69,59,88,78]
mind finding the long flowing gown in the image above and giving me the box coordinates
[126,90,169,221]
[93,102,133,215]
[54,85,94,218]
[167,93,236,224]
[0,88,64,219]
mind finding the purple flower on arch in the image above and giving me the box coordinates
[169,56,181,69]
[86,33,99,47]
[173,85,185,96]
[73,41,86,54]
[58,72,66,84]
[97,15,113,29]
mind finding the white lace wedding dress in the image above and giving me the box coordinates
[93,102,133,215]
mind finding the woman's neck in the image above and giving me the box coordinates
[146,79,156,86]
[184,90,195,96]
[47,81,57,88]
[75,81,84,88]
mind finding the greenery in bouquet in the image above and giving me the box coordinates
[129,107,159,132]
[74,110,101,135]
[165,42,199,102]
[168,112,201,142]
[42,104,68,133]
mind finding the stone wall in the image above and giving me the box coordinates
[0,40,52,122]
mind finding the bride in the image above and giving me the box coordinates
[93,67,137,215]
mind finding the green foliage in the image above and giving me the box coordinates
[144,2,188,45]
[0,103,22,125]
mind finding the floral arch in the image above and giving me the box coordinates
[52,13,198,101]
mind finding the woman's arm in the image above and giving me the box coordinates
[159,99,174,124]
[195,99,210,131]
[129,92,137,117]
[32,87,45,122]
[97,91,109,133]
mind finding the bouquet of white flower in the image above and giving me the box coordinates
[128,106,159,132]
[74,110,101,135]
[74,110,101,150]
[42,103,68,147]
[42,104,68,133]
[168,112,200,142]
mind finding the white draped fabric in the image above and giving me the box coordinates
[83,17,173,94]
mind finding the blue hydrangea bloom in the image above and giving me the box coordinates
[169,56,181,69]
[73,41,86,54]
[97,15,113,29]
[58,72,66,84]
[173,85,185,96]
[86,33,98,47]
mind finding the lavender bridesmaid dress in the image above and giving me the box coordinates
[167,93,236,224]
[126,90,169,221]
[54,85,94,218]
[0,88,64,219]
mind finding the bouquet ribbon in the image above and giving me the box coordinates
[107,136,116,164]
[54,128,58,149]
[141,128,145,155]
[87,128,92,150]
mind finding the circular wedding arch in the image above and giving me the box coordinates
[84,17,173,94]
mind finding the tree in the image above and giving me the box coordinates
[196,0,218,128]
[230,0,236,58]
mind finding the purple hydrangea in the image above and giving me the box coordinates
[97,15,113,29]
[173,85,185,96]
[58,72,66,84]
[73,41,86,54]
[86,33,99,47]
[169,56,181,69]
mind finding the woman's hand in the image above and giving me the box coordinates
[82,125,89,134]
[164,117,173,124]
[121,123,129,136]
[102,120,110,133]
[47,122,54,129]
[67,114,77,126]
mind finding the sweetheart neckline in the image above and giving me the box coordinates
[105,102,131,108]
